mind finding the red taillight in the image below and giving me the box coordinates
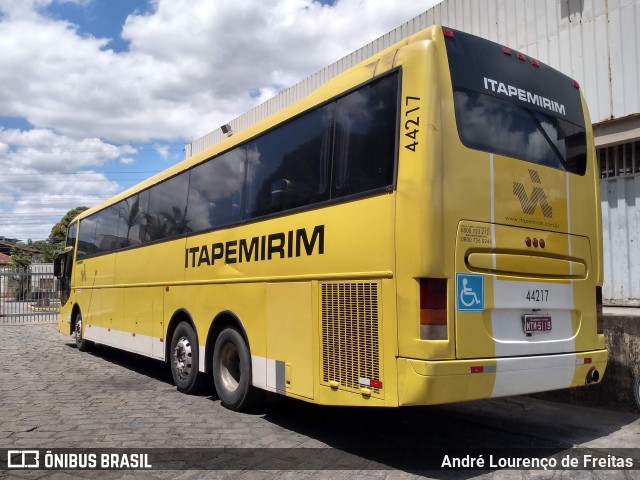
[573,80,580,89]
[443,28,454,39]
[517,52,526,61]
[420,278,447,340]
[531,59,540,67]
[502,47,512,56]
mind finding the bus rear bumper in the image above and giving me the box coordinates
[397,350,607,406]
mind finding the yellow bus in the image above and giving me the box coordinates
[56,26,606,411]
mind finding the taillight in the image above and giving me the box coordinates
[420,278,447,340]
[596,286,604,334]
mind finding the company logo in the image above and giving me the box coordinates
[483,77,566,116]
[513,169,553,218]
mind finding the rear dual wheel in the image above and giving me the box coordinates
[212,327,263,411]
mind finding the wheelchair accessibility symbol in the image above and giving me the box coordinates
[456,273,484,312]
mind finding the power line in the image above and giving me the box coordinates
[0,171,161,176]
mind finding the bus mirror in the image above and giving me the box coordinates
[53,255,63,278]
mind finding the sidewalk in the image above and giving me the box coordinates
[604,306,640,318]
[537,306,640,412]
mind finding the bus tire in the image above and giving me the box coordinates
[170,322,205,394]
[74,311,92,352]
[213,327,262,411]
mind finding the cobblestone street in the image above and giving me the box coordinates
[1,323,639,479]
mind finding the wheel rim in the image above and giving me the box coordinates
[219,342,240,392]
[173,336,193,381]
[74,316,82,346]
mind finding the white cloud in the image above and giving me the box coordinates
[0,128,129,239]
[154,143,169,159]
[0,0,438,240]
[0,0,435,143]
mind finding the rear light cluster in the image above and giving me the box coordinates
[596,286,604,334]
[420,278,448,340]
[443,27,579,88]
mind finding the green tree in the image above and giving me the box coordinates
[10,247,32,301]
[48,206,88,255]
[30,240,59,263]
[10,247,32,270]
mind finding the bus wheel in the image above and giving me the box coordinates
[74,312,92,352]
[170,322,204,394]
[213,328,262,411]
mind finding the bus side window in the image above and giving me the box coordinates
[244,106,332,219]
[115,193,149,248]
[187,147,245,230]
[77,216,98,259]
[331,74,398,198]
[145,172,190,241]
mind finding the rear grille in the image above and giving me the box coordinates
[321,281,382,395]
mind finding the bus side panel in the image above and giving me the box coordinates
[265,282,314,399]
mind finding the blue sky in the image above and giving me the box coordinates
[0,0,436,242]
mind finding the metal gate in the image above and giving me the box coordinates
[598,141,640,306]
[0,264,59,324]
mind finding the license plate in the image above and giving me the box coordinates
[522,314,552,334]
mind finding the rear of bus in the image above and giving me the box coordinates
[396,27,606,405]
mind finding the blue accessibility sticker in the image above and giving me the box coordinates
[456,273,484,312]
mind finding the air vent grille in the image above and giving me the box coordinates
[321,281,381,395]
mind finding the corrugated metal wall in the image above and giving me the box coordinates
[186,0,640,157]
[599,141,640,306]
[184,1,640,306]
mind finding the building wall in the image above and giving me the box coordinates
[186,0,640,156]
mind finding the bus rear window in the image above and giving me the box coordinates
[453,89,587,175]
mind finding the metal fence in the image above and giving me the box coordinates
[0,264,59,324]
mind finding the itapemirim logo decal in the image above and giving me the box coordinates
[512,169,553,218]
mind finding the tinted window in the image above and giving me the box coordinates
[188,147,245,230]
[145,173,190,241]
[115,193,149,248]
[73,71,399,257]
[94,206,121,253]
[454,90,587,175]
[331,74,398,198]
[66,222,77,248]
[244,106,332,218]
[77,217,98,259]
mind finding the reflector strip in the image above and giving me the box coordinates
[576,358,592,365]
[358,377,383,388]
[470,365,497,374]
